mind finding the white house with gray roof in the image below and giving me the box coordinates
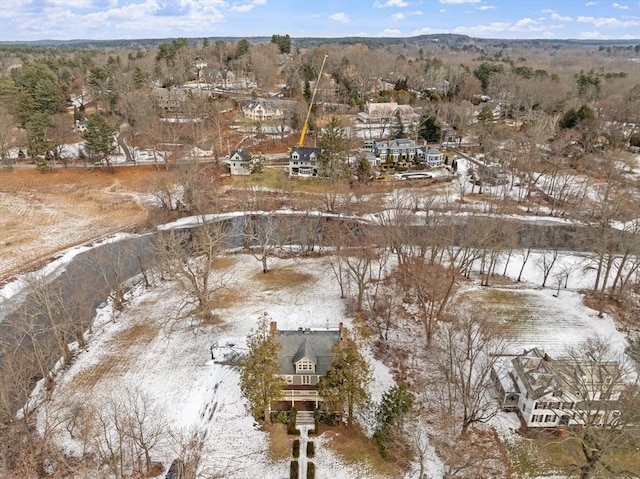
[288,146,321,177]
[242,99,284,122]
[228,148,253,175]
[496,348,624,428]
[270,321,342,411]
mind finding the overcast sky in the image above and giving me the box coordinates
[0,0,638,42]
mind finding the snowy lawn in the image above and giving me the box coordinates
[24,247,635,479]
[38,254,397,479]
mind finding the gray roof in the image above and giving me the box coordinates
[274,329,340,376]
[230,148,252,162]
[294,339,317,364]
[290,147,321,161]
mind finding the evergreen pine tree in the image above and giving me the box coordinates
[318,329,371,427]
[374,384,413,457]
[240,313,284,422]
[84,113,116,172]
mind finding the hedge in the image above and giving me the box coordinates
[307,462,315,479]
[290,460,298,479]
[292,439,300,458]
[306,441,315,458]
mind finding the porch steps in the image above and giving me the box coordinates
[296,411,315,426]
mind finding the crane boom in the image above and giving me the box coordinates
[297,54,328,148]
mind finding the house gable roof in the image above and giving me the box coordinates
[230,148,252,162]
[274,329,340,376]
[244,99,280,111]
[294,339,317,365]
[512,347,624,402]
[290,146,321,161]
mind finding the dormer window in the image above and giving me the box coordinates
[296,357,315,373]
[292,153,299,160]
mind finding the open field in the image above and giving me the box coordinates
[0,166,177,283]
[460,287,629,356]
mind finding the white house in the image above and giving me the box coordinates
[289,146,321,177]
[228,148,253,176]
[242,99,284,122]
[500,348,624,428]
[422,146,444,167]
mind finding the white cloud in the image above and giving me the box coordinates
[229,0,265,13]
[577,15,640,27]
[551,12,572,21]
[585,1,598,5]
[612,3,629,9]
[440,0,480,3]
[451,17,563,36]
[373,0,409,7]
[45,0,94,7]
[329,12,350,23]
[477,5,495,10]
[439,8,446,13]
[391,10,421,20]
[542,10,572,21]
[380,28,403,36]
[412,26,433,34]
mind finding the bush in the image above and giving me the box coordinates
[309,419,319,436]
[270,410,289,424]
[290,460,299,479]
[307,441,315,458]
[287,407,300,435]
[319,412,340,426]
[307,462,315,479]
[292,439,300,458]
[287,421,300,435]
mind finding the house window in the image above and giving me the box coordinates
[296,358,315,373]
[302,375,311,385]
[285,376,293,384]
[545,415,555,422]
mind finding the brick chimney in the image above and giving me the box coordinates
[270,321,278,335]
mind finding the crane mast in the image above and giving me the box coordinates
[297,54,328,148]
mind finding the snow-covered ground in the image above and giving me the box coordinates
[12,243,630,479]
[34,254,399,479]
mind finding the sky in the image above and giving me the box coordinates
[0,0,638,42]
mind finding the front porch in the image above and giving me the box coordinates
[273,388,321,412]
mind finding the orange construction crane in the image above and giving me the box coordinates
[297,54,328,148]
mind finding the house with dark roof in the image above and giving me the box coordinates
[497,348,624,428]
[375,138,445,167]
[228,148,253,176]
[269,321,343,411]
[288,146,321,177]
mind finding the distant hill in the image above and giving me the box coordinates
[0,34,637,50]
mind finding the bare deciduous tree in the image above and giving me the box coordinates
[432,308,509,435]
[156,220,228,323]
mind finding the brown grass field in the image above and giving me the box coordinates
[0,165,177,283]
